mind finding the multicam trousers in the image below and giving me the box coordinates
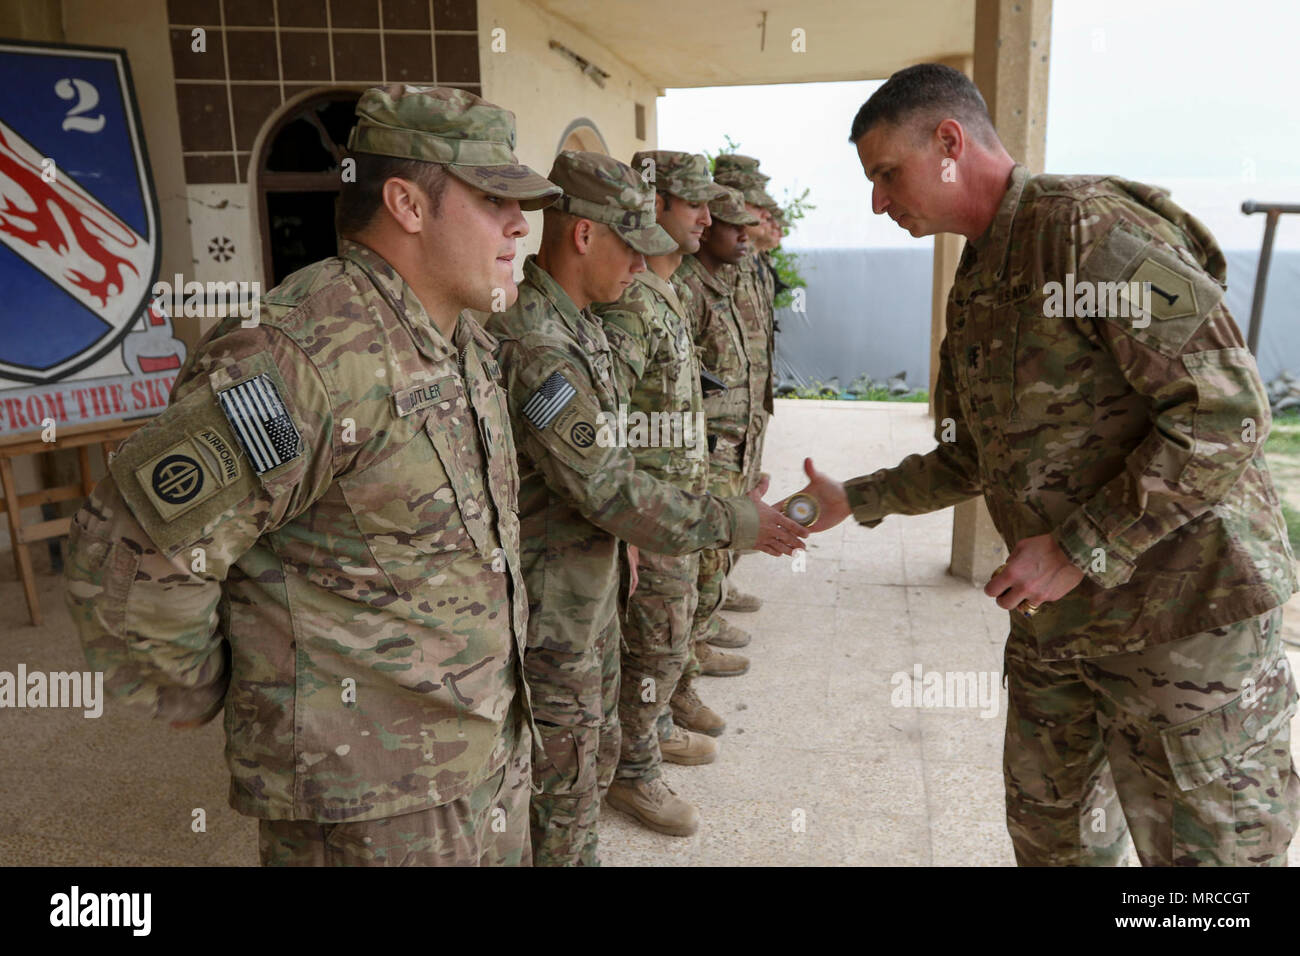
[617,548,700,782]
[258,711,533,866]
[682,468,746,683]
[527,609,621,866]
[1004,607,1300,866]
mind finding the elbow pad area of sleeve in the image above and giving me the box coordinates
[1179,348,1271,496]
[64,502,142,641]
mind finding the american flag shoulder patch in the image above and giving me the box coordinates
[522,371,577,430]
[217,374,303,476]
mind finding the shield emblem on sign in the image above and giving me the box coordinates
[0,40,160,384]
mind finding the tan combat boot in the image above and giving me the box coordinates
[707,617,751,648]
[697,639,750,677]
[660,723,720,764]
[723,588,762,612]
[606,776,700,837]
[671,681,727,736]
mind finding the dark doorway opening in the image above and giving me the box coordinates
[256,91,360,286]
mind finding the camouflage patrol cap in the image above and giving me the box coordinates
[630,150,727,203]
[347,84,561,210]
[708,185,760,226]
[739,182,778,209]
[714,153,770,185]
[547,151,677,255]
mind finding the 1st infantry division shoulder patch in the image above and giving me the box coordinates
[218,374,303,475]
[522,371,576,430]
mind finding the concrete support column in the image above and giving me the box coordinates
[947,0,1052,584]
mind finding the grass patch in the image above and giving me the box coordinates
[1268,409,1300,456]
[1280,500,1300,556]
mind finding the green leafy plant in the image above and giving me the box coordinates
[779,380,929,402]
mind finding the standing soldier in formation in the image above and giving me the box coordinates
[62,86,563,866]
[796,63,1300,866]
[672,185,765,737]
[488,152,807,864]
[711,155,781,625]
[593,150,731,837]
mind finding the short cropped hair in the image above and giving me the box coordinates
[335,153,449,237]
[848,63,999,148]
[540,206,583,246]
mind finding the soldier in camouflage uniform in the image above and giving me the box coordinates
[711,156,781,621]
[487,152,806,864]
[590,150,731,837]
[62,85,562,866]
[796,63,1300,865]
[671,186,764,736]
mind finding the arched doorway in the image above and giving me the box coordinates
[252,89,362,287]
[557,119,609,156]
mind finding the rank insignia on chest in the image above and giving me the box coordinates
[523,371,576,429]
[966,344,982,370]
[217,374,303,475]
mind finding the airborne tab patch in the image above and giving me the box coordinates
[133,429,243,521]
[522,371,576,430]
[217,374,302,475]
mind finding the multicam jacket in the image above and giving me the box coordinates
[64,239,533,821]
[738,253,776,415]
[488,257,758,658]
[595,269,709,495]
[676,254,770,476]
[845,165,1296,659]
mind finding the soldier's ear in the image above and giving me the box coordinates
[381,177,424,235]
[936,118,965,162]
[572,217,594,254]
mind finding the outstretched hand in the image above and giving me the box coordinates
[749,476,810,556]
[774,458,852,533]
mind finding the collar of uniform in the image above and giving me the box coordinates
[520,254,608,355]
[522,254,586,330]
[681,253,734,296]
[968,163,1031,281]
[636,268,687,317]
[339,238,456,360]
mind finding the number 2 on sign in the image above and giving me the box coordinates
[55,78,105,133]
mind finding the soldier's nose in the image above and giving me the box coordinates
[506,206,528,238]
[872,185,887,216]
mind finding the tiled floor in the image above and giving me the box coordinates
[2,399,1299,865]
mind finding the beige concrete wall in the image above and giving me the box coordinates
[478,0,659,264]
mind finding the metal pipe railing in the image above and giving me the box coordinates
[1241,201,1300,355]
